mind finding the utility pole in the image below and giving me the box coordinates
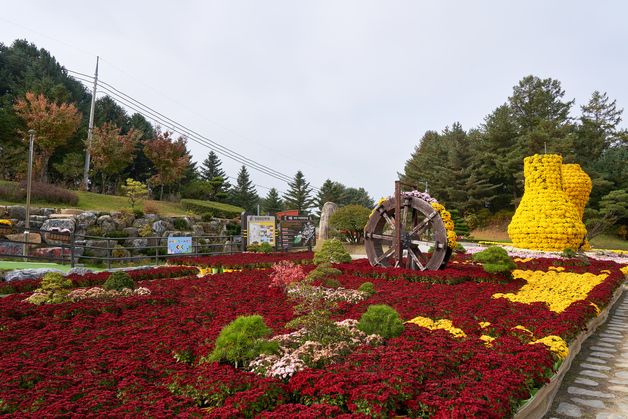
[82,56,99,190]
[23,130,35,258]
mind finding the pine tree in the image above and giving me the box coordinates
[283,171,315,214]
[229,165,259,213]
[315,179,346,212]
[200,151,230,201]
[262,188,284,215]
[399,130,449,196]
[575,91,623,165]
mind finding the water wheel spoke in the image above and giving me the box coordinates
[369,233,394,242]
[409,211,438,236]
[374,247,395,265]
[381,212,396,232]
[401,203,409,231]
[408,248,425,271]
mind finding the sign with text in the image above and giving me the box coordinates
[246,216,276,246]
[279,215,315,250]
[167,236,192,254]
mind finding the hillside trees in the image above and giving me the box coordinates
[89,122,142,193]
[13,91,81,182]
[262,188,284,215]
[143,130,191,200]
[229,165,259,213]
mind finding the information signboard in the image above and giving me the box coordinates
[167,236,192,254]
[279,215,315,250]
[246,216,276,246]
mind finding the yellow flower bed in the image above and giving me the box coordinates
[0,219,12,226]
[406,316,467,339]
[492,269,607,313]
[531,335,569,359]
[508,154,588,251]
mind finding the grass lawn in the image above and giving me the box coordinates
[0,261,105,273]
[0,180,242,217]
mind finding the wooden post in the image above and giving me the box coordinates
[394,181,401,267]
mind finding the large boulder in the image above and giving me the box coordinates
[41,218,75,245]
[191,224,205,236]
[28,215,47,229]
[85,240,111,258]
[111,211,134,229]
[152,220,171,235]
[7,206,26,220]
[32,247,73,259]
[6,232,41,244]
[76,212,98,228]
[123,227,138,238]
[0,242,23,256]
[5,268,65,282]
[97,215,116,234]
[68,267,93,276]
[318,202,338,241]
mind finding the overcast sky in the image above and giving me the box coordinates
[1,1,627,201]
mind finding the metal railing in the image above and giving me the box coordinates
[0,225,242,268]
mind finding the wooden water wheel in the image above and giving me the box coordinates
[364,181,451,270]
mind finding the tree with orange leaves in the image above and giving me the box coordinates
[13,91,81,182]
[89,122,142,194]
[143,130,191,200]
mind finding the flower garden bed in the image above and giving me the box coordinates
[0,252,625,417]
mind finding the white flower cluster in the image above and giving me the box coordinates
[401,190,437,204]
[67,286,151,302]
[286,286,368,304]
[249,319,382,379]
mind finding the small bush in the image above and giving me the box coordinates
[358,282,376,296]
[173,218,188,230]
[201,212,215,222]
[258,242,274,253]
[322,277,342,288]
[306,262,342,282]
[139,224,153,237]
[472,246,516,275]
[86,225,103,236]
[25,272,73,305]
[247,243,260,252]
[357,304,404,339]
[561,248,577,258]
[143,202,160,215]
[206,315,278,368]
[313,239,352,265]
[455,243,466,253]
[226,222,241,235]
[103,271,135,291]
[132,208,145,218]
[103,230,129,238]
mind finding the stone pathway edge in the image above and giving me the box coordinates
[515,283,626,419]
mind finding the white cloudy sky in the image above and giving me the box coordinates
[1,1,627,200]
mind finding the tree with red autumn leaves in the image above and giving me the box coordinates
[143,130,191,200]
[89,122,142,194]
[13,91,81,182]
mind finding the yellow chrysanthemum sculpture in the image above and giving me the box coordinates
[508,154,587,251]
[561,164,592,219]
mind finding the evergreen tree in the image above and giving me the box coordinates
[229,165,259,212]
[400,130,449,197]
[341,187,374,208]
[575,91,623,165]
[315,179,346,212]
[200,151,230,200]
[262,188,284,215]
[283,171,315,214]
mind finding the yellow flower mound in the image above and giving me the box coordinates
[621,266,628,276]
[407,316,467,339]
[531,335,569,359]
[431,202,457,249]
[480,335,495,347]
[561,164,592,219]
[479,321,491,329]
[508,154,588,251]
[0,219,12,226]
[493,269,607,313]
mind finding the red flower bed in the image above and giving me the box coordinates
[0,256,624,416]
[170,251,313,269]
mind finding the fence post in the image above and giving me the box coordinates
[107,239,112,270]
[155,236,159,265]
[70,232,75,268]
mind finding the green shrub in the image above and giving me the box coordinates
[132,208,145,218]
[226,222,241,235]
[0,181,78,206]
[329,204,371,243]
[206,315,278,368]
[313,239,352,265]
[258,242,274,253]
[472,246,516,275]
[103,271,135,291]
[40,272,73,291]
[322,277,342,288]
[25,272,73,305]
[173,218,188,230]
[306,262,342,282]
[180,199,243,218]
[561,248,577,258]
[86,225,103,237]
[139,224,153,237]
[201,212,214,222]
[247,243,260,252]
[455,243,466,253]
[357,304,404,338]
[358,282,376,296]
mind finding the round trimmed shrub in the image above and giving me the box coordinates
[207,315,278,368]
[103,271,135,291]
[357,281,376,296]
[358,304,404,339]
[40,272,73,291]
[313,238,352,265]
[471,246,516,275]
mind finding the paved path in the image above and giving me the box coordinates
[547,285,628,418]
